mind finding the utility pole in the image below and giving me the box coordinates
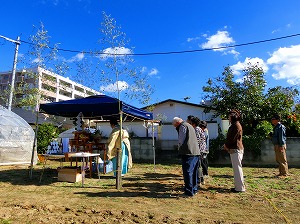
[0,35,21,111]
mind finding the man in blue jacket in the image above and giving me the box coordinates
[271,114,288,177]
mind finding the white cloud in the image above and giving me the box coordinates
[267,45,300,85]
[187,37,201,42]
[271,24,291,34]
[141,66,160,79]
[100,81,129,92]
[99,47,132,59]
[201,31,234,50]
[140,66,147,73]
[272,29,280,34]
[67,52,84,62]
[231,57,269,75]
[148,68,158,76]
[17,53,24,58]
[235,78,244,83]
[31,58,41,63]
[201,30,239,56]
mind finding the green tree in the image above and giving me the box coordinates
[37,123,59,154]
[264,86,298,118]
[203,64,266,134]
[203,63,299,135]
[240,63,266,130]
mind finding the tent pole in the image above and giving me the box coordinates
[29,108,39,179]
[116,112,123,190]
[152,121,155,173]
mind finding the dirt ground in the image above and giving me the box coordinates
[0,160,299,224]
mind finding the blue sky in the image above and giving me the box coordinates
[1,0,300,107]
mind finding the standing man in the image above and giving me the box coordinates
[271,114,288,177]
[173,117,200,197]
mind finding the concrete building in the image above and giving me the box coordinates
[0,67,100,104]
[142,99,229,152]
[0,67,101,126]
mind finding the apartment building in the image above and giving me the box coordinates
[0,66,100,105]
[0,67,101,126]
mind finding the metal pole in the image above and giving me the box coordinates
[152,121,156,173]
[7,36,21,111]
[116,110,123,190]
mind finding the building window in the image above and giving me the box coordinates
[75,86,84,93]
[74,94,83,99]
[59,89,72,98]
[41,83,56,93]
[60,80,72,88]
[1,75,9,83]
[41,95,56,103]
[2,85,8,91]
[86,90,95,95]
[42,73,56,82]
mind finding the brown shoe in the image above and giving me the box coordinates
[276,174,288,178]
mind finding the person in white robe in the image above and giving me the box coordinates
[107,118,132,175]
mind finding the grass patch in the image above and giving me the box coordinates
[0,161,299,223]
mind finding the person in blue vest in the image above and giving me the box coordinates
[271,114,288,177]
[173,117,200,197]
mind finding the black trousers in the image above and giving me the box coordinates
[201,156,209,176]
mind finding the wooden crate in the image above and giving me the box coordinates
[58,168,82,183]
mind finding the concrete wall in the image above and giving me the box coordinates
[104,135,300,166]
[260,138,300,166]
[130,138,155,161]
[208,138,300,166]
[142,138,300,166]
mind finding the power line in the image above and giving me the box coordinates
[19,33,300,56]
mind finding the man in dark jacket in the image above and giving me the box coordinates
[271,114,288,177]
[173,117,200,196]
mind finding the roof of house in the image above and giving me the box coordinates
[142,99,214,110]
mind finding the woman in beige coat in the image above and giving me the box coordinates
[107,118,132,175]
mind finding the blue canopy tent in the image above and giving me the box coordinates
[39,95,153,120]
[33,95,156,186]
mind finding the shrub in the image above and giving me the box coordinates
[37,123,60,154]
[208,133,225,162]
[208,121,273,161]
[255,120,273,138]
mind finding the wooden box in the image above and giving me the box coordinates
[58,168,82,183]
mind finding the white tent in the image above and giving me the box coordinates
[58,127,97,153]
[59,127,76,139]
[0,105,36,165]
